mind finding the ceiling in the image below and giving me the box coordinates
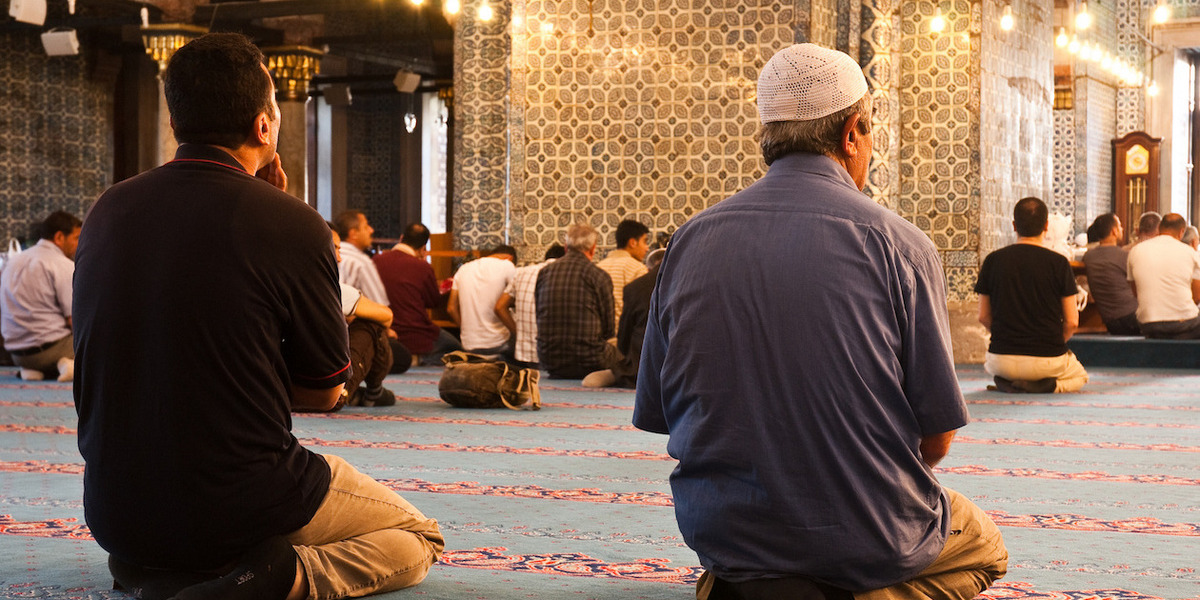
[4,0,456,89]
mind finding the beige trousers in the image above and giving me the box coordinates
[695,488,1008,600]
[287,455,445,600]
[984,351,1089,393]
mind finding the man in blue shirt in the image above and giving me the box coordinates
[634,43,1007,599]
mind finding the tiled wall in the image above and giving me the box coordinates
[0,33,112,243]
[978,0,1055,264]
[453,0,1110,303]
[347,94,406,240]
[1052,110,1078,216]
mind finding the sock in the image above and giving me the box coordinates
[18,368,44,381]
[56,357,74,382]
[169,537,296,600]
[582,369,617,388]
[108,555,216,600]
[365,386,396,406]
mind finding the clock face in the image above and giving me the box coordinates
[1126,144,1150,175]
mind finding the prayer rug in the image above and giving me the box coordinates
[0,365,1195,599]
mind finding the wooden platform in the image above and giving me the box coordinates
[1068,334,1200,369]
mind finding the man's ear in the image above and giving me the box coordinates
[253,112,272,145]
[841,114,861,157]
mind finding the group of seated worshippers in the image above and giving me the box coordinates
[329,210,665,389]
[1083,210,1200,340]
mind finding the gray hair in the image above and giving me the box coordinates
[756,92,873,165]
[1183,225,1199,247]
[565,222,598,253]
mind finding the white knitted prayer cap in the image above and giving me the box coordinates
[757,43,869,124]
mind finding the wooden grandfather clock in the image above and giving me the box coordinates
[1112,132,1162,245]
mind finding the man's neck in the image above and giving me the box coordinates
[210,143,264,175]
[1016,236,1044,246]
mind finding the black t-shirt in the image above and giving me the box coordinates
[974,243,1077,357]
[73,144,350,570]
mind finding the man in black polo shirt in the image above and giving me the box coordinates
[975,197,1088,393]
[73,33,442,600]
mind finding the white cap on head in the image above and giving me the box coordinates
[757,43,869,125]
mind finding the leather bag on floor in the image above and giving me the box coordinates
[438,351,541,410]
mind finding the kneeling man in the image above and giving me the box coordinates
[73,33,442,600]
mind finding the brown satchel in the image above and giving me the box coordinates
[438,351,541,410]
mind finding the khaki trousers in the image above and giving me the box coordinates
[696,488,1008,600]
[287,455,445,600]
[984,351,1089,393]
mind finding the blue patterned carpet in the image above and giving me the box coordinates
[0,364,1195,600]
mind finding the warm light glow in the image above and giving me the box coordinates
[1101,52,1113,70]
[512,14,523,28]
[445,0,460,14]
[1153,1,1171,24]
[1147,80,1159,96]
[1078,41,1091,60]
[410,0,423,5]
[929,7,945,33]
[540,21,554,33]
[1056,27,1068,47]
[1067,35,1080,54]
[1000,5,1014,31]
[1075,1,1092,30]
[478,0,493,21]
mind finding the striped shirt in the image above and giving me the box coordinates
[505,259,554,363]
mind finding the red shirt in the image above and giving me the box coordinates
[373,249,443,354]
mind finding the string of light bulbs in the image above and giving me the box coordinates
[927,1,1169,95]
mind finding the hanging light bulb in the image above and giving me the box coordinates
[1147,80,1159,96]
[445,0,460,15]
[404,112,417,133]
[1153,0,1171,24]
[1000,4,1014,31]
[929,6,946,33]
[1078,41,1091,60]
[1056,27,1069,47]
[1075,1,1092,30]
[410,0,424,5]
[478,0,493,21]
[1101,52,1113,70]
[1067,35,1080,54]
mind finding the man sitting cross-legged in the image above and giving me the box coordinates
[331,225,400,407]
[975,197,1088,393]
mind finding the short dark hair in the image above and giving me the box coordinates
[163,33,274,149]
[1013,197,1048,238]
[39,211,82,240]
[615,219,650,249]
[1138,211,1162,237]
[1086,213,1119,243]
[332,210,364,239]
[488,244,518,263]
[544,243,566,260]
[1159,213,1187,235]
[401,223,431,250]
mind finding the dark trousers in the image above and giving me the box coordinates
[348,320,394,391]
[1104,312,1141,336]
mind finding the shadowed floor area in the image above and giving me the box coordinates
[0,364,1195,599]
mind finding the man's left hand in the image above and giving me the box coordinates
[256,153,289,191]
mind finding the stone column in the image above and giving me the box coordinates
[140,24,208,166]
[263,46,323,204]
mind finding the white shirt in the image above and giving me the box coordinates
[1127,235,1200,323]
[0,240,74,350]
[452,255,516,350]
[339,283,362,317]
[338,241,389,305]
